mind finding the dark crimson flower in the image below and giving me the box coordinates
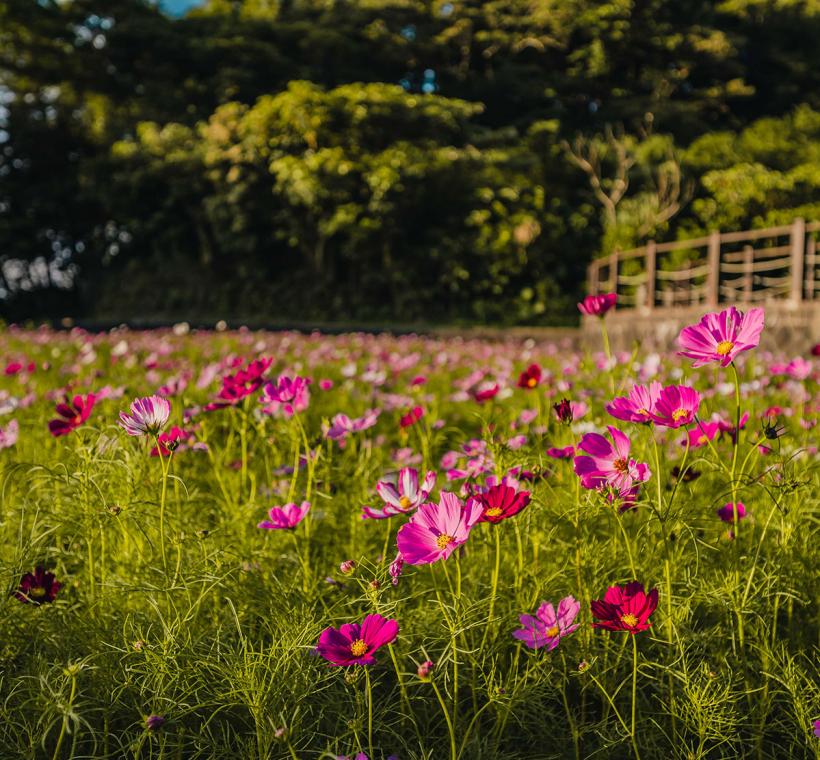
[671,465,701,483]
[811,344,820,357]
[553,398,573,424]
[591,581,658,634]
[578,293,617,317]
[717,502,747,523]
[48,394,96,437]
[14,567,61,604]
[400,406,424,428]
[475,483,531,524]
[517,364,542,390]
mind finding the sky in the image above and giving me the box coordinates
[161,0,204,16]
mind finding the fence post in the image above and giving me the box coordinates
[608,251,618,295]
[645,240,656,311]
[706,230,721,307]
[743,245,753,302]
[789,217,805,304]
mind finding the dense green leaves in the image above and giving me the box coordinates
[0,0,818,322]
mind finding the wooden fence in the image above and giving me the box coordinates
[586,218,819,310]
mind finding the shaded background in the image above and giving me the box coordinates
[1,0,818,326]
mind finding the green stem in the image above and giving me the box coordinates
[630,634,641,760]
[480,528,502,652]
[431,679,457,760]
[52,670,78,760]
[364,667,374,760]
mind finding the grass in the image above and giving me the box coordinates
[0,324,817,759]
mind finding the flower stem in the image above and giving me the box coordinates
[431,679,457,760]
[479,527,502,652]
[630,634,641,759]
[364,667,374,760]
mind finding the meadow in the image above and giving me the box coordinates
[0,304,817,760]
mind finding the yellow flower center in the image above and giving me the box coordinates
[350,639,368,656]
[30,586,46,599]
[620,613,639,628]
[716,340,734,356]
[436,534,454,550]
[546,625,560,638]
[399,496,412,509]
[637,408,649,416]
[672,408,688,421]
[698,435,708,444]
[613,458,629,474]
[485,507,503,517]
[527,377,537,388]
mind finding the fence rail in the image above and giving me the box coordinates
[586,218,819,311]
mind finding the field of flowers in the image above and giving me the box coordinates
[0,303,818,760]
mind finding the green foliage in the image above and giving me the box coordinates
[0,0,819,322]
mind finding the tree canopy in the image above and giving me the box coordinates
[1,0,818,323]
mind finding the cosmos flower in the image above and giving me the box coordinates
[546,445,575,459]
[150,426,189,456]
[14,567,62,604]
[517,364,542,389]
[474,483,531,524]
[205,358,273,411]
[325,410,380,440]
[389,552,404,586]
[316,613,399,666]
[260,375,310,416]
[649,385,701,428]
[606,382,663,423]
[717,502,747,523]
[145,715,166,732]
[257,501,311,530]
[48,393,96,437]
[683,420,720,448]
[0,419,19,449]
[573,427,651,492]
[513,596,580,650]
[553,398,573,423]
[591,581,658,634]
[396,492,482,565]
[119,396,171,436]
[399,406,424,428]
[473,382,500,403]
[363,468,436,520]
[578,293,617,317]
[677,306,764,367]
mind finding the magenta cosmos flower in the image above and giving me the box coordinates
[606,382,662,424]
[474,482,531,524]
[316,613,399,666]
[649,385,700,428]
[257,501,311,530]
[591,581,658,634]
[396,492,482,565]
[205,358,273,411]
[48,393,96,437]
[325,410,380,440]
[677,306,765,367]
[578,293,617,317]
[717,502,747,523]
[513,595,580,650]
[573,426,650,492]
[362,467,436,520]
[119,396,171,436]
[0,419,18,449]
[260,375,310,416]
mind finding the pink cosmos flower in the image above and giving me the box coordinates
[396,492,482,565]
[48,393,96,437]
[591,581,658,634]
[150,426,198,457]
[513,595,580,650]
[684,420,720,448]
[204,358,273,411]
[260,375,310,416]
[677,306,765,367]
[578,293,617,317]
[389,552,405,586]
[717,502,747,523]
[649,385,700,428]
[606,382,663,423]
[573,426,651,492]
[0,419,18,449]
[257,501,311,530]
[473,382,500,403]
[119,395,171,436]
[363,467,436,520]
[546,445,575,459]
[325,410,380,440]
[316,613,399,666]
